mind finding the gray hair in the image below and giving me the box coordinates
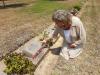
[52,9,72,22]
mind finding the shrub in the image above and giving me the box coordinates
[73,5,82,11]
[4,53,36,75]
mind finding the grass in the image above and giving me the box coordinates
[21,0,83,16]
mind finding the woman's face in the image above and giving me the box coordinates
[55,20,71,30]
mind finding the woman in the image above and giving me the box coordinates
[45,9,86,60]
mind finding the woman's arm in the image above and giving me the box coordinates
[69,18,86,48]
[74,20,86,46]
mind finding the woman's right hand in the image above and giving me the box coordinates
[41,38,53,47]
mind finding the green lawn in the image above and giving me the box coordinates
[21,0,84,16]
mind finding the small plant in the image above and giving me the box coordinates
[70,8,79,16]
[45,38,53,47]
[73,5,82,11]
[4,53,36,75]
[39,30,49,41]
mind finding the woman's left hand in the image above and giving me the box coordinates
[69,43,77,48]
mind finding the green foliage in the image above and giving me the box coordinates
[21,0,82,18]
[30,1,67,14]
[4,53,36,75]
[46,38,53,47]
[73,5,82,11]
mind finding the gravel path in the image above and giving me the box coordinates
[51,0,100,75]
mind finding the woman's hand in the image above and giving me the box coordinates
[41,38,53,47]
[69,43,77,48]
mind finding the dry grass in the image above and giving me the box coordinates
[0,0,51,59]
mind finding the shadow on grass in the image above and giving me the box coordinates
[0,3,28,9]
